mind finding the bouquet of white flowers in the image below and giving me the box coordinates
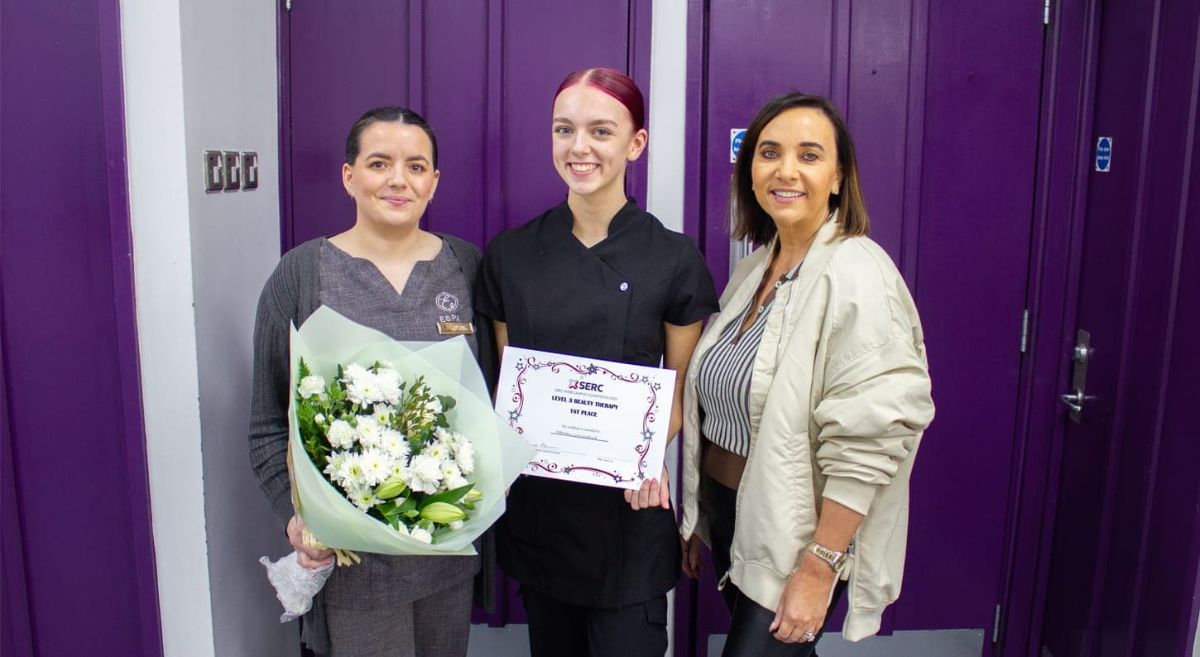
[294,359,480,544]
[260,306,535,621]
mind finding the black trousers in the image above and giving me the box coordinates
[700,474,847,657]
[521,586,669,657]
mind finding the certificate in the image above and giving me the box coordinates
[495,346,676,490]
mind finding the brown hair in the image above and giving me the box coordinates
[730,93,869,244]
[345,106,438,167]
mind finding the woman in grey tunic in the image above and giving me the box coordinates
[250,107,494,657]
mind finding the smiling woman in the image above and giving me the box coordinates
[474,68,719,657]
[249,106,497,657]
[679,93,933,657]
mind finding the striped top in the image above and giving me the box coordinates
[696,265,800,457]
[697,300,772,456]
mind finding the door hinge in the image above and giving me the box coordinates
[993,603,1002,642]
[286,0,292,11]
[1043,0,1051,26]
[1020,309,1030,353]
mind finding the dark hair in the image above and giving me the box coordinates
[731,93,869,243]
[344,106,438,168]
[554,67,646,132]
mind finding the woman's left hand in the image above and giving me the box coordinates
[625,465,671,510]
[769,553,836,643]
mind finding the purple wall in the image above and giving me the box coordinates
[681,1,1043,652]
[282,0,652,252]
[0,1,162,656]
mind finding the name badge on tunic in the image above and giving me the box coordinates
[437,321,475,335]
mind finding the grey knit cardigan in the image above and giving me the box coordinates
[248,235,499,653]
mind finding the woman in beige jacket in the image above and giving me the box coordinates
[679,93,935,656]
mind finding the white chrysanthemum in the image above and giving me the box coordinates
[410,526,433,544]
[327,419,356,450]
[440,460,463,486]
[343,365,378,406]
[298,375,325,398]
[324,450,349,486]
[337,453,366,487]
[424,398,443,414]
[444,473,470,491]
[453,440,475,475]
[348,484,379,512]
[389,459,408,480]
[358,449,391,486]
[405,454,444,494]
[433,427,454,445]
[423,442,449,461]
[355,415,384,449]
[375,367,403,405]
[380,429,409,459]
[373,404,393,424]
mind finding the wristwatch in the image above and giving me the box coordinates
[805,541,848,573]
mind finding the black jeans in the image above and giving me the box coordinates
[700,474,846,657]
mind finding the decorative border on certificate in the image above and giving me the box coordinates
[497,347,674,489]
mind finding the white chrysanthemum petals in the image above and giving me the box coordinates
[373,404,393,423]
[375,367,404,405]
[338,454,365,486]
[380,429,410,459]
[348,483,379,511]
[405,454,444,494]
[324,451,349,486]
[327,419,356,449]
[453,441,475,475]
[298,375,325,398]
[358,449,391,486]
[355,416,383,449]
[424,442,448,461]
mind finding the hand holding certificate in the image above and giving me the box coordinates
[495,347,677,490]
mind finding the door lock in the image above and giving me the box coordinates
[1060,330,1092,422]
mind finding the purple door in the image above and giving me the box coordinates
[1,1,161,655]
[280,0,652,625]
[1037,0,1200,654]
[281,0,650,250]
[681,1,1045,654]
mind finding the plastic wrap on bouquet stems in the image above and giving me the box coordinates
[287,305,536,557]
[259,552,334,622]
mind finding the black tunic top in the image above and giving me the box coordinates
[475,199,719,608]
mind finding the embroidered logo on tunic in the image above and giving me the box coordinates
[435,291,460,312]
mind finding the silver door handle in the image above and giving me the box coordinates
[1060,391,1084,414]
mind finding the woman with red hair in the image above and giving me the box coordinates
[476,68,718,656]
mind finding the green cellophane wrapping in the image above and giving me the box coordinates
[288,305,535,557]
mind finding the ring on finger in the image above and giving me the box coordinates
[801,631,816,642]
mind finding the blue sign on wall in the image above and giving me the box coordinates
[1095,136,1113,172]
[730,129,747,163]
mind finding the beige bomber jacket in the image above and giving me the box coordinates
[680,215,935,641]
